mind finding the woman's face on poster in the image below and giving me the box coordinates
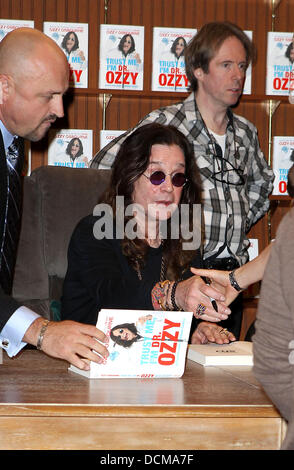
[123,35,133,54]
[70,139,80,156]
[66,33,76,52]
[175,38,185,57]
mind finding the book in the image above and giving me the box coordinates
[69,309,193,378]
[47,129,93,168]
[99,24,144,90]
[266,31,294,96]
[187,341,253,367]
[151,27,197,93]
[43,21,88,88]
[0,19,34,41]
[272,136,294,195]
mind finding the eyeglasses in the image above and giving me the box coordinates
[143,170,187,187]
[211,143,245,186]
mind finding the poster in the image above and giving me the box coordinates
[151,27,196,92]
[272,136,294,195]
[99,24,144,90]
[248,238,259,261]
[100,130,125,150]
[47,129,93,168]
[0,19,34,41]
[266,31,294,96]
[43,21,88,88]
[243,30,252,95]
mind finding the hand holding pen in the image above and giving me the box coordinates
[201,276,218,312]
[172,269,231,322]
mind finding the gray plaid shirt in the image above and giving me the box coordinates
[91,93,274,265]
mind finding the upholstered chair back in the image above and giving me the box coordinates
[12,166,111,318]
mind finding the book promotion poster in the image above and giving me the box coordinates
[248,238,258,261]
[0,19,34,41]
[99,24,144,90]
[47,129,93,169]
[43,22,88,88]
[151,27,197,93]
[100,130,126,150]
[272,136,294,195]
[266,32,294,96]
[243,30,252,95]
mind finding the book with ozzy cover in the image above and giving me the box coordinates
[69,309,193,378]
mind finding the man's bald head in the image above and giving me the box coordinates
[0,27,69,141]
[0,27,68,83]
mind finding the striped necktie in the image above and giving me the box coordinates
[0,136,25,294]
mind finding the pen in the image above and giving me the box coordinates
[201,276,218,312]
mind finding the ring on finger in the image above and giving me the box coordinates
[195,303,206,317]
[219,328,229,336]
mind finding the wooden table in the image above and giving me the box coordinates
[0,350,283,450]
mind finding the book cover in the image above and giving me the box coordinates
[43,21,88,88]
[100,130,126,150]
[0,19,34,41]
[47,129,93,168]
[187,341,253,367]
[272,136,294,195]
[69,309,193,378]
[266,31,294,96]
[99,24,144,90]
[151,27,197,93]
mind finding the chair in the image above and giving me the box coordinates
[12,165,111,319]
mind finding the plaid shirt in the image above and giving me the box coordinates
[91,93,274,265]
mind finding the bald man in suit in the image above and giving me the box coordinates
[0,28,108,370]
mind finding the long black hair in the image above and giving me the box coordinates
[100,123,203,279]
[110,323,142,348]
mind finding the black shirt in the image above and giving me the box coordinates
[61,215,202,326]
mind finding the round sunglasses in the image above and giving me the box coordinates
[143,170,187,187]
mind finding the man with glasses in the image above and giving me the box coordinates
[91,21,274,338]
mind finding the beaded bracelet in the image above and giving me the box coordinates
[151,280,171,310]
[170,281,182,311]
[164,281,172,311]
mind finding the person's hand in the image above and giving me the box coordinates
[82,156,89,167]
[77,50,86,61]
[191,321,236,344]
[175,276,231,322]
[134,52,141,63]
[190,267,239,306]
[23,318,109,370]
[137,314,153,324]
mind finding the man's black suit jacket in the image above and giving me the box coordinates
[0,130,21,331]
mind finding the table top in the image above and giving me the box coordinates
[0,349,279,419]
